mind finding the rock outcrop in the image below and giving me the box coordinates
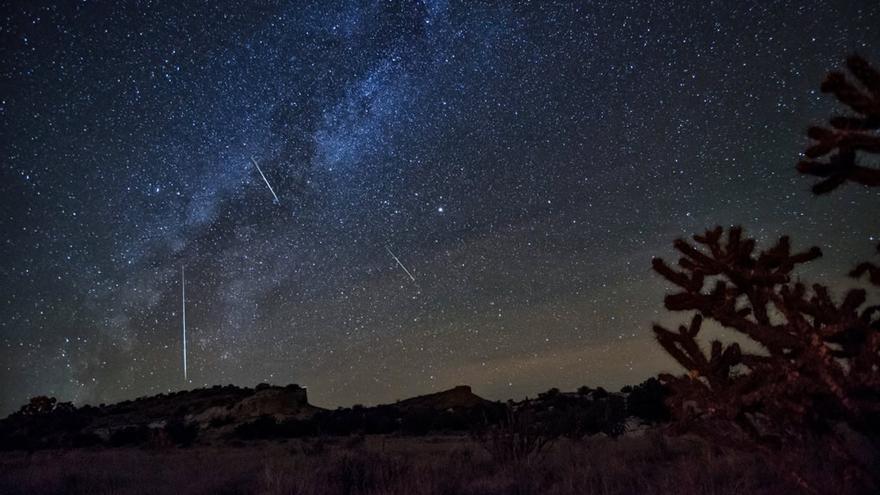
[190,384,318,425]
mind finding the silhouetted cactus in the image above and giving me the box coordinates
[651,56,880,493]
[799,55,880,294]
[850,243,880,287]
[652,227,879,492]
[653,226,878,435]
[797,55,880,194]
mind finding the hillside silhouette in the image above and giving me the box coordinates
[0,380,667,450]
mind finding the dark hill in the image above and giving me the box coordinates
[395,385,490,411]
[0,383,322,449]
[0,380,669,450]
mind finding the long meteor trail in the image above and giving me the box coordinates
[250,156,280,204]
[385,245,416,282]
[181,265,187,382]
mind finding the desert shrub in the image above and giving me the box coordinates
[234,415,280,440]
[538,388,560,399]
[581,394,626,437]
[0,399,93,450]
[535,393,626,439]
[109,426,151,446]
[626,378,669,423]
[16,396,59,416]
[473,405,556,462]
[302,437,327,456]
[70,431,104,448]
[208,414,235,428]
[361,407,398,435]
[399,410,435,436]
[277,417,319,437]
[165,418,199,446]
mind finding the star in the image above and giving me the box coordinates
[1,0,877,414]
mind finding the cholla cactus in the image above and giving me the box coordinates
[800,55,880,293]
[797,55,880,194]
[652,227,879,444]
[799,55,880,294]
[650,56,880,492]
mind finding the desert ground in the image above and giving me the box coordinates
[0,433,846,495]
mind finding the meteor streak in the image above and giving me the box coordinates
[250,156,280,204]
[181,265,188,382]
[385,245,416,282]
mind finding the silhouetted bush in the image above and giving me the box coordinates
[538,388,560,399]
[109,426,151,447]
[208,415,235,428]
[473,405,555,462]
[234,415,280,440]
[626,378,669,423]
[70,431,104,448]
[166,419,199,446]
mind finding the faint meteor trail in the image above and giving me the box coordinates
[181,265,188,382]
[250,156,280,204]
[385,245,416,282]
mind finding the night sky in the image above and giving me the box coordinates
[2,1,879,415]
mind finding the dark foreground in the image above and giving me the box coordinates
[0,434,851,495]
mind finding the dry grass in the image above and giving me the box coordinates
[0,433,851,495]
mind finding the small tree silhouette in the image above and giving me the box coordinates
[16,396,73,416]
[18,396,58,416]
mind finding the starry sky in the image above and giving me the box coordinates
[1,1,879,415]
